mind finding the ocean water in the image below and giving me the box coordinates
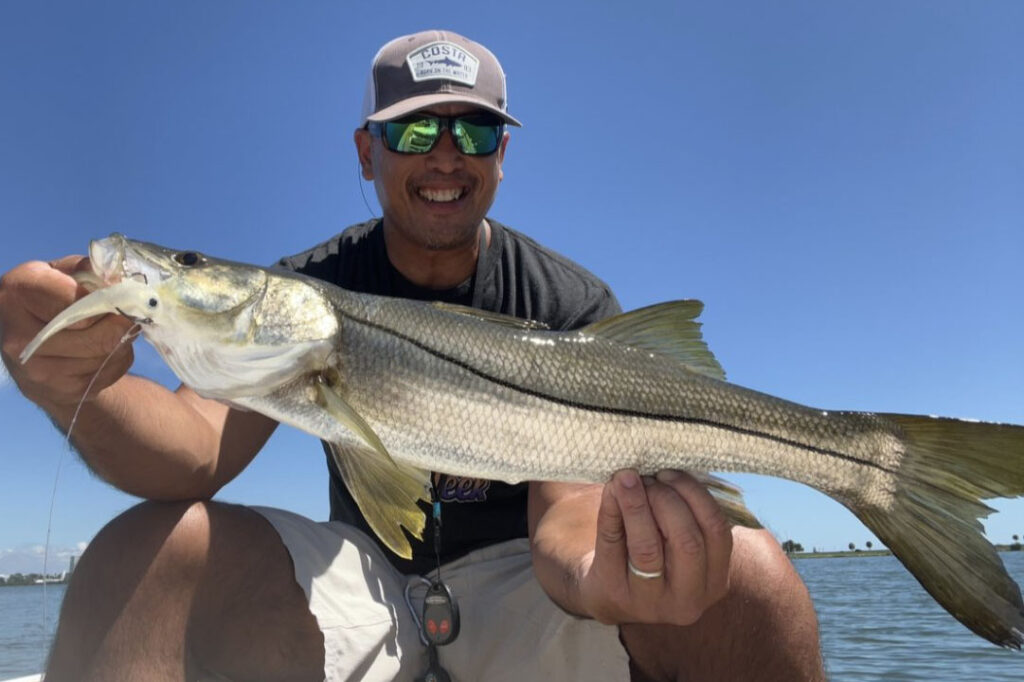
[0,584,63,679]
[794,551,1024,681]
[1,553,1023,679]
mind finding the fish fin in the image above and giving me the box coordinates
[431,301,550,330]
[581,301,726,381]
[316,380,430,559]
[315,377,394,465]
[692,472,763,529]
[854,414,1024,648]
[327,440,431,559]
[19,280,155,363]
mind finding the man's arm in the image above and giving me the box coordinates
[0,257,276,499]
[528,470,734,625]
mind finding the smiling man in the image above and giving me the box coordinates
[0,30,824,681]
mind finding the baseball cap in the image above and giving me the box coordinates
[360,30,522,128]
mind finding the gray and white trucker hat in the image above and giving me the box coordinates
[360,30,522,127]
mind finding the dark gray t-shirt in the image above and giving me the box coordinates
[277,218,621,574]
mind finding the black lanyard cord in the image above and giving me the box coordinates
[430,483,443,582]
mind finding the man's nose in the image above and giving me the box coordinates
[425,128,464,171]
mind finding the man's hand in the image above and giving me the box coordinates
[1,255,278,499]
[0,257,135,418]
[579,470,733,625]
[528,470,733,627]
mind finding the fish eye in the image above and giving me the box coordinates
[174,251,204,267]
[148,298,158,308]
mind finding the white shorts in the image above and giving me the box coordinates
[253,506,630,682]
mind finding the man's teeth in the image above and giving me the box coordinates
[418,188,464,202]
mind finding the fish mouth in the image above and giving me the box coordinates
[89,234,169,287]
[88,234,127,283]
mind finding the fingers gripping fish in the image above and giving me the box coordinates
[20,234,1024,649]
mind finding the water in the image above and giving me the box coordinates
[1,555,1023,679]
[794,551,1024,680]
[0,584,63,679]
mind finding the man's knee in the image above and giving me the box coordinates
[731,528,817,626]
[50,500,218,674]
[623,528,824,681]
[76,500,214,584]
[51,501,323,679]
[69,497,244,606]
[723,528,824,678]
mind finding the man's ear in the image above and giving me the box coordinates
[497,131,510,182]
[354,129,374,180]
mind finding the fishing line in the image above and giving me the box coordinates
[40,322,142,658]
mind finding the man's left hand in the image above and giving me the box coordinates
[575,469,734,626]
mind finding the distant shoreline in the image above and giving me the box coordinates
[790,549,892,559]
[790,546,1022,560]
[0,580,68,588]
[0,577,68,585]
[3,548,1020,582]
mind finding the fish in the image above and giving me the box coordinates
[427,57,463,68]
[19,234,1024,649]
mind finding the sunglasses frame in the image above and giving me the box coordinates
[367,113,506,156]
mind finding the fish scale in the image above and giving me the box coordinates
[337,295,898,493]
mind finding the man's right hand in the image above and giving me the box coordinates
[0,256,135,420]
[1,255,277,499]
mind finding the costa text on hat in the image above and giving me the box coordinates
[360,30,522,127]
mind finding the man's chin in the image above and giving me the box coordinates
[420,229,481,251]
[416,218,485,251]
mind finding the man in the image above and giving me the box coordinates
[0,30,824,681]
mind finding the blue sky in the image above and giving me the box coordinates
[1,0,1021,576]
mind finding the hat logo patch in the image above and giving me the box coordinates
[406,41,479,86]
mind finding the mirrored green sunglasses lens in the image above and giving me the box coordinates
[386,119,440,154]
[452,119,501,155]
[381,116,502,155]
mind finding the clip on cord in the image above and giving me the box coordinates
[415,487,459,682]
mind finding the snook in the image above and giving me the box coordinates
[20,234,1024,649]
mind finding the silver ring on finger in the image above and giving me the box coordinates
[627,559,664,580]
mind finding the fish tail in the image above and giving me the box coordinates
[853,414,1024,648]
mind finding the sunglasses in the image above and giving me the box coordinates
[368,113,505,156]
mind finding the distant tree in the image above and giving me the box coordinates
[781,540,804,554]
[1014,535,1019,542]
[848,542,855,551]
[866,541,873,550]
